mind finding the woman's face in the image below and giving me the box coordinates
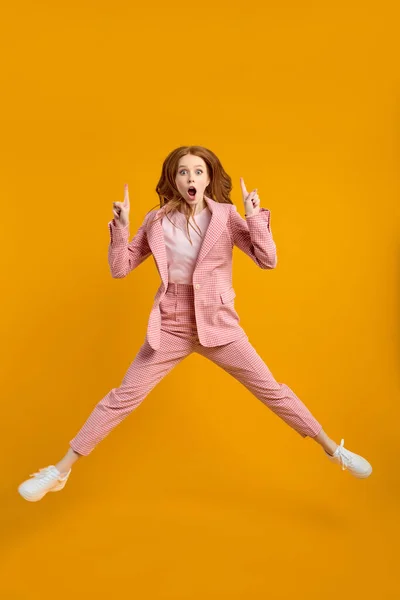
[175,154,210,208]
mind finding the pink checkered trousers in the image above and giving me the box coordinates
[69,280,322,456]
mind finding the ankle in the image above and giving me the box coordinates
[54,448,81,475]
[55,463,72,475]
[325,444,338,456]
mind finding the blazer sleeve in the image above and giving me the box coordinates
[229,205,277,269]
[107,212,152,278]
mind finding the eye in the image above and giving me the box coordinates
[179,169,203,175]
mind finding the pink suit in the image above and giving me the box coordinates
[69,196,322,455]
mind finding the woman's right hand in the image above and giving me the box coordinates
[112,183,130,227]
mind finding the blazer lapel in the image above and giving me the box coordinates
[146,195,229,289]
[192,196,227,272]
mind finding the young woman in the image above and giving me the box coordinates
[18,146,372,501]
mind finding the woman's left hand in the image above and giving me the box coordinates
[240,177,260,216]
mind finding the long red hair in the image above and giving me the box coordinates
[145,146,234,243]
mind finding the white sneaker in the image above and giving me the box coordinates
[18,466,72,502]
[325,439,372,478]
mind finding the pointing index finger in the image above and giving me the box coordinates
[240,177,248,197]
[124,183,130,204]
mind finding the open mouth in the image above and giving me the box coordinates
[187,186,197,198]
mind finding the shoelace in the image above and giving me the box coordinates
[334,439,353,471]
[29,467,56,480]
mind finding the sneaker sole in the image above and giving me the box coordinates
[351,466,373,478]
[18,480,68,502]
[18,487,49,502]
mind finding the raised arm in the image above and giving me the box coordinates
[229,205,277,269]
[107,213,152,278]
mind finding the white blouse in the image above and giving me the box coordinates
[162,205,212,284]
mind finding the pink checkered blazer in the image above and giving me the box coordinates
[107,195,277,350]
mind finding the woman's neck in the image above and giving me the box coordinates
[179,199,207,215]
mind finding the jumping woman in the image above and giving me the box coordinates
[18,145,372,502]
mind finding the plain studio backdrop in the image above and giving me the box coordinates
[1,1,399,599]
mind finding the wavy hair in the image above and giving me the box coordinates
[145,145,234,245]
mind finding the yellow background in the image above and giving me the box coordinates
[1,1,399,598]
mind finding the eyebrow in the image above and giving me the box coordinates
[178,164,204,168]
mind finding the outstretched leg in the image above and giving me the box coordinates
[195,335,373,478]
[196,334,324,440]
[67,334,194,457]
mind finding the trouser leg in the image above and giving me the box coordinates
[196,334,323,438]
[69,336,193,456]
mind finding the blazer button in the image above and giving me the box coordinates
[194,284,200,289]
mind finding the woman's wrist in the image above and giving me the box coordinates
[113,219,129,228]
